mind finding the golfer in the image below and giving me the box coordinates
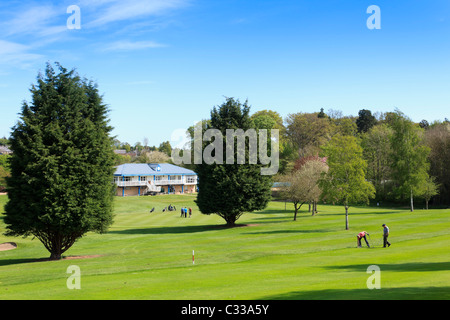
[382,224,391,247]
[357,231,370,248]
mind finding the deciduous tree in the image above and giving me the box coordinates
[279,158,327,220]
[418,176,440,210]
[319,135,375,230]
[361,124,393,200]
[424,123,450,205]
[389,111,430,212]
[285,112,331,157]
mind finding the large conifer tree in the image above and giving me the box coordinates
[195,98,272,226]
[4,63,115,260]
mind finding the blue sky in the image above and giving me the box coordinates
[0,0,449,146]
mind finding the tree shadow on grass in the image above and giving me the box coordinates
[322,210,403,216]
[253,211,314,223]
[0,255,102,266]
[252,216,293,224]
[324,261,450,273]
[243,229,332,235]
[253,209,291,215]
[262,286,450,300]
[107,223,255,235]
[0,257,47,266]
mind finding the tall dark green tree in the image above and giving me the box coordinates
[4,63,116,260]
[356,109,377,133]
[195,98,272,226]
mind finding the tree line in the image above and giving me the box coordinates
[255,108,449,212]
[112,139,173,165]
[185,99,449,229]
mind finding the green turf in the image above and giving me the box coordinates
[0,194,449,300]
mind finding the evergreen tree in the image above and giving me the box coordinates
[317,108,326,118]
[4,63,116,260]
[195,98,272,226]
[356,109,377,133]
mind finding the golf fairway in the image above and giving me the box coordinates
[0,194,449,300]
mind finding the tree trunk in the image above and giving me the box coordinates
[426,199,429,210]
[294,202,299,221]
[410,189,414,212]
[226,220,236,227]
[50,251,62,260]
[345,205,349,230]
[225,216,236,227]
[293,202,304,221]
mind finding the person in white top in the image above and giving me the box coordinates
[382,224,391,247]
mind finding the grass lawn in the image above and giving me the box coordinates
[0,193,449,300]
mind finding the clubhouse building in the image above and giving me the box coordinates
[114,163,198,197]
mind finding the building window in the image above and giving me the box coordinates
[186,176,197,183]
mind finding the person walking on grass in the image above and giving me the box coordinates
[357,231,370,248]
[382,224,391,247]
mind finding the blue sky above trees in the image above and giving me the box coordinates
[0,0,449,145]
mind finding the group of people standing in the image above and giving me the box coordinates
[180,207,192,218]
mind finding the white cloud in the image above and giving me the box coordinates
[102,40,166,51]
[82,0,190,27]
[1,0,190,37]
[2,4,62,37]
[0,0,190,67]
[0,40,43,67]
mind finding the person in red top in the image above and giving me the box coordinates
[357,231,370,248]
